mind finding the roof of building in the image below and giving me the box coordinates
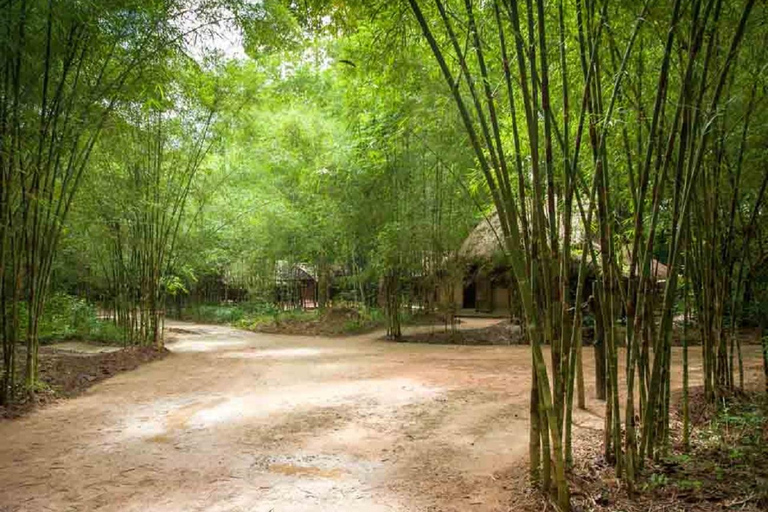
[275,261,317,282]
[459,211,669,281]
[458,213,504,260]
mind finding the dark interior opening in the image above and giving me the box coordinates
[463,278,476,309]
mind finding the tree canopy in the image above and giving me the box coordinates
[2,1,768,510]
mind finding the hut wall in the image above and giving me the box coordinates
[475,277,493,312]
[492,286,511,311]
[453,285,463,308]
[301,279,317,307]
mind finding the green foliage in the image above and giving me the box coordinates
[340,306,385,333]
[650,394,768,503]
[675,479,703,492]
[178,301,395,336]
[643,472,669,490]
[707,398,767,448]
[148,31,480,310]
[19,294,123,345]
[742,268,768,327]
[180,301,279,325]
[244,309,318,330]
[38,295,94,342]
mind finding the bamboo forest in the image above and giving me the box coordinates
[2,1,768,511]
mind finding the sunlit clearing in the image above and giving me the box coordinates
[219,348,326,359]
[170,339,251,353]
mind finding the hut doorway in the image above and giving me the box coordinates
[463,281,476,309]
[463,266,478,309]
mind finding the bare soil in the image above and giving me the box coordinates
[398,320,526,345]
[253,307,382,336]
[0,321,763,511]
[0,344,168,419]
[253,308,446,337]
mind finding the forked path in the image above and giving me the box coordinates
[2,322,757,511]
[0,320,534,512]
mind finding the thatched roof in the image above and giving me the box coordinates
[275,261,317,282]
[649,259,669,281]
[615,244,669,282]
[458,214,504,260]
[459,212,670,282]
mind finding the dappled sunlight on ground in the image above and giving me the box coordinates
[115,377,442,442]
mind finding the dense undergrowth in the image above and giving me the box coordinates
[21,294,123,345]
[655,391,768,506]
[551,391,768,512]
[175,301,279,326]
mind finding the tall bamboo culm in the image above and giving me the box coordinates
[407,0,761,508]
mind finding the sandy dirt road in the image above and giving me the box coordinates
[0,321,762,512]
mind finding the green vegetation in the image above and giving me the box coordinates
[179,302,278,326]
[2,1,768,510]
[651,394,768,505]
[33,294,122,345]
[177,302,427,336]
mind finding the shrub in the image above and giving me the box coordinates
[23,293,124,345]
[181,301,281,325]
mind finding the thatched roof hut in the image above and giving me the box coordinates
[458,214,505,260]
[458,212,669,282]
[275,261,317,283]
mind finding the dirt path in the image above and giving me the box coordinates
[0,322,763,512]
